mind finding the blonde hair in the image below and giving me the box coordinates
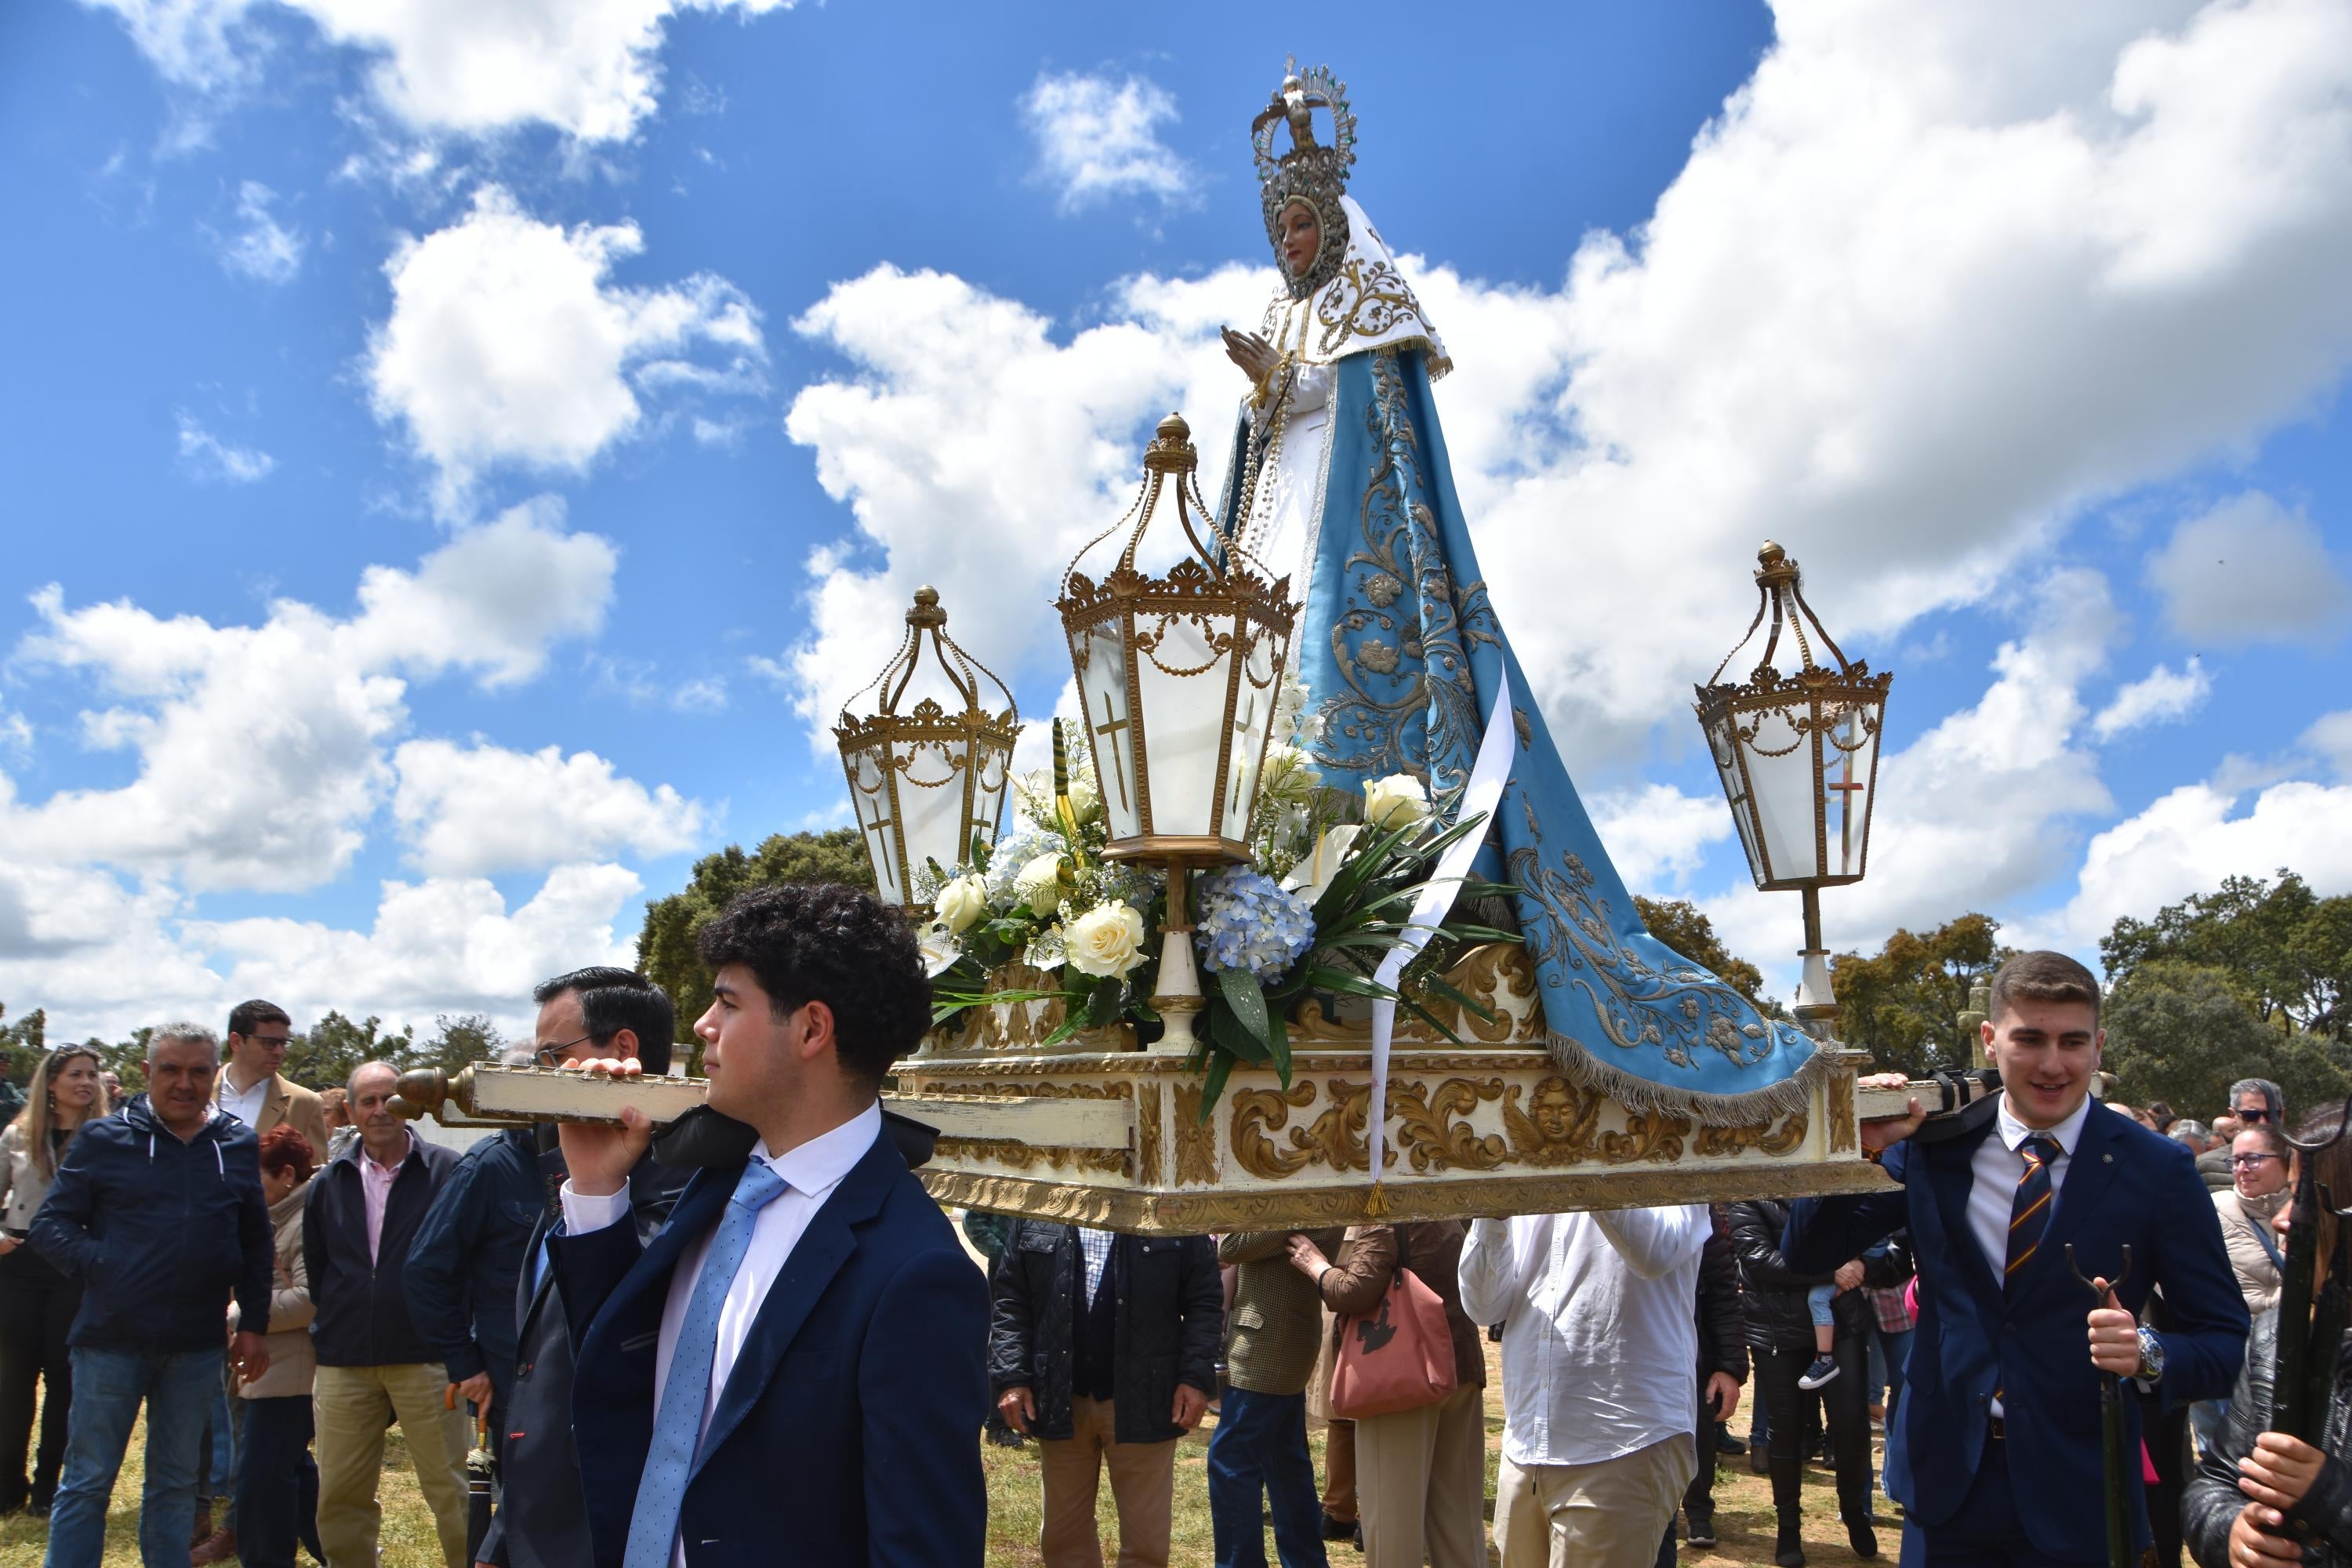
[10,1046,111,1179]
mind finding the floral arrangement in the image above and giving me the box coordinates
[922,672,1515,1102]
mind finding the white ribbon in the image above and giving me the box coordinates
[1367,670,1517,1184]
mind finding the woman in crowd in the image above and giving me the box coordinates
[230,1123,325,1568]
[1284,1222,1485,1568]
[1727,1197,1908,1567]
[0,1044,108,1515]
[2183,1105,2352,1566]
[2217,1122,2292,1316]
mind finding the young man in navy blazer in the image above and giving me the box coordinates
[550,883,989,1568]
[1786,950,2249,1567]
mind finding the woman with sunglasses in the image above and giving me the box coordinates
[2219,1125,2295,1318]
[0,1044,111,1514]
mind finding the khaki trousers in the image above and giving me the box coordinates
[1037,1396,1178,1568]
[1356,1385,1486,1568]
[1495,1435,1697,1568]
[1321,1417,1356,1524]
[313,1361,470,1568]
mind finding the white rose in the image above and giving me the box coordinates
[1014,852,1069,913]
[1066,902,1148,978]
[934,874,989,934]
[1363,773,1429,830]
[1281,823,1365,909]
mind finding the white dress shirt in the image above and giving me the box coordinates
[1968,1092,2092,1416]
[560,1101,881,1568]
[1458,1205,1708,1468]
[218,1072,270,1130]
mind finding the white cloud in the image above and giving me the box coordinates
[2145,492,2350,645]
[391,739,702,876]
[2306,710,2352,781]
[175,412,276,483]
[212,180,303,284]
[2059,777,2352,950]
[1588,784,1736,892]
[1021,70,1198,214]
[2091,657,2211,739]
[366,187,765,511]
[3,498,617,891]
[82,0,795,143]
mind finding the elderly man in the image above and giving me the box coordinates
[306,1062,466,1568]
[29,1024,273,1568]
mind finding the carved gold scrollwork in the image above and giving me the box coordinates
[1232,1081,1319,1179]
[1137,1082,1164,1186]
[1172,1083,1219,1187]
[1499,1076,1691,1167]
[1390,1077,1509,1173]
[934,1138,1129,1175]
[1409,946,1538,1045]
[1692,1110,1809,1159]
[1828,1072,1857,1154]
[1292,1080,1397,1175]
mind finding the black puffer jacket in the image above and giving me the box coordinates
[987,1221,1221,1445]
[1726,1198,1909,1352]
[2185,1310,2352,1565]
[1698,1204,1748,1383]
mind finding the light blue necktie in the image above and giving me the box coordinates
[623,1163,788,1568]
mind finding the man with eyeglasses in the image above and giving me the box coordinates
[2229,1076,2285,1132]
[215,1000,331,1159]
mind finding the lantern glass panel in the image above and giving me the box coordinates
[1221,625,1281,830]
[970,747,1011,863]
[892,735,968,891]
[1822,697,1881,879]
[1746,705,1824,885]
[1071,622,1142,840]
[844,746,906,905]
[1134,612,1229,840]
[1702,710,1765,886]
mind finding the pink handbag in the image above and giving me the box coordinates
[1329,1234,1461,1420]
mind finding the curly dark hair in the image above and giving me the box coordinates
[695,882,928,1087]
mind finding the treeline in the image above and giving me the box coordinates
[0,1007,507,1097]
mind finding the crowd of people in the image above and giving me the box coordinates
[0,888,2343,1568]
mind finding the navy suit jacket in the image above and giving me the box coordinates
[553,1126,989,1568]
[1786,1097,2247,1563]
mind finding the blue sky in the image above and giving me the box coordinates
[3,0,2348,1041]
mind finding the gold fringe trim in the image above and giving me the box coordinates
[1541,1032,1833,1129]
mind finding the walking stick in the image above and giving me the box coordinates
[2066,1244,2134,1568]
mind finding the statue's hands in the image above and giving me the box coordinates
[2238,1431,2328,1512]
[1221,327,1278,386]
[555,1057,652,1198]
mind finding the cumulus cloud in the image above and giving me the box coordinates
[1588,784,1737,893]
[2145,492,2350,645]
[2306,710,2352,781]
[82,0,795,143]
[212,180,303,284]
[391,739,702,876]
[175,412,276,483]
[1021,70,1197,214]
[2090,657,2211,740]
[2060,777,2352,949]
[366,187,764,511]
[3,498,619,890]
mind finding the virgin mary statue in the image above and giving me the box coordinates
[1214,61,1823,1122]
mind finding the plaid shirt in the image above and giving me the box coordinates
[1864,1283,1914,1334]
[1078,1226,1115,1307]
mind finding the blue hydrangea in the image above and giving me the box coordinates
[1193,866,1316,982]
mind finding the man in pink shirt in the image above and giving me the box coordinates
[303,1062,466,1567]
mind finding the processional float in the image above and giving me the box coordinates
[398,62,1963,1230]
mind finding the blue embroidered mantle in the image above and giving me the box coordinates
[1218,347,1824,1123]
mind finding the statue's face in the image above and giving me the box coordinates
[1276,201,1321,281]
[1533,1081,1575,1142]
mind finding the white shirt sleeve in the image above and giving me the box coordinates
[558,1179,630,1236]
[1589,1204,1709,1280]
[1457,1217,1522,1324]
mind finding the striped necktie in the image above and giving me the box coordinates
[2004,1134,2063,1289]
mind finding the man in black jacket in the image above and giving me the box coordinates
[31,1024,273,1568]
[306,1060,465,1568]
[476,967,686,1568]
[990,1221,1221,1567]
[1664,1204,1748,1559]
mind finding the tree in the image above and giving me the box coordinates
[415,1014,507,1077]
[637,828,873,1068]
[1635,897,1766,1002]
[281,1011,414,1093]
[2103,871,2352,1043]
[0,1004,45,1091]
[1829,913,2010,1078]
[2102,958,2350,1122]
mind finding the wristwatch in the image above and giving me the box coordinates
[2135,1325,2165,1383]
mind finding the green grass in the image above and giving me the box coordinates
[4,1374,1892,1567]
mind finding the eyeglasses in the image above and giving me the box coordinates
[2231,1152,2281,1169]
[2238,1107,2274,1123]
[533,1033,608,1068]
[243,1036,292,1049]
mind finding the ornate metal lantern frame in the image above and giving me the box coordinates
[833,587,1019,913]
[1693,541,1893,1031]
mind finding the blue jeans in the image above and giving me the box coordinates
[232,1396,320,1568]
[44,1345,218,1568]
[1207,1386,1329,1568]
[1806,1283,1838,1329]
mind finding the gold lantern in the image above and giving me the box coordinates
[833,587,1018,914]
[1057,412,1300,1049]
[1693,541,1893,1033]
